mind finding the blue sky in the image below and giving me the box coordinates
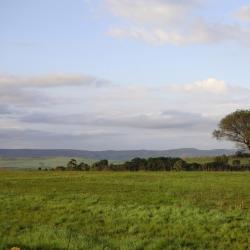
[1,0,250,150]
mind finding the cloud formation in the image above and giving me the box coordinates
[104,0,250,45]
[0,74,110,107]
[235,5,250,21]
[19,110,215,131]
[0,73,249,149]
[0,105,12,115]
[105,0,197,25]
[170,78,228,94]
[0,74,109,88]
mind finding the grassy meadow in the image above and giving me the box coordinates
[0,171,249,250]
[185,156,250,165]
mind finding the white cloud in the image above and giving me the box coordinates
[105,0,196,25]
[1,73,250,149]
[19,110,215,132]
[103,0,250,45]
[0,74,110,107]
[235,5,250,21]
[108,21,250,46]
[108,27,192,45]
[0,74,109,88]
[170,78,228,94]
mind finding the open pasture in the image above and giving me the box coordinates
[0,171,249,250]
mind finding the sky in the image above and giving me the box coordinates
[1,0,250,150]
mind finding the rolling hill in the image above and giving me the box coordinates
[0,148,235,161]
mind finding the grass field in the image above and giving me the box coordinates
[0,171,249,250]
[185,156,250,165]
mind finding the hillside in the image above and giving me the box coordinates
[0,148,235,161]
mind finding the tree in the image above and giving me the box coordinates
[92,160,109,171]
[55,166,66,171]
[214,155,229,166]
[232,159,241,167]
[78,162,90,171]
[213,110,250,151]
[124,159,140,171]
[67,159,78,170]
[173,160,186,171]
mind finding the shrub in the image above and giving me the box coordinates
[214,155,229,166]
[92,160,109,171]
[232,159,241,166]
[67,159,78,170]
[173,160,186,171]
[55,166,66,171]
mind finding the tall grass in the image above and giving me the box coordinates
[0,171,249,249]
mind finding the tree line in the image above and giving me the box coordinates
[40,155,250,172]
[37,109,250,172]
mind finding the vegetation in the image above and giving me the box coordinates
[0,171,249,250]
[213,109,250,151]
[0,157,117,170]
[1,153,250,172]
[49,155,250,172]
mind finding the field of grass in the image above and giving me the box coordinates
[185,156,250,165]
[0,171,249,250]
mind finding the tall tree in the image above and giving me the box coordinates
[213,110,250,151]
[67,159,78,170]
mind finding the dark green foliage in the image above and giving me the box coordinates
[173,160,186,171]
[92,160,109,171]
[56,156,250,172]
[234,151,250,158]
[67,159,78,170]
[185,162,201,171]
[124,158,146,171]
[232,159,241,166]
[65,159,90,171]
[145,157,182,171]
[78,162,90,171]
[213,109,250,151]
[214,155,229,165]
[55,166,66,171]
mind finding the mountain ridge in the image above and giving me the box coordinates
[0,148,235,161]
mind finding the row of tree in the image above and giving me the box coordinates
[49,155,250,172]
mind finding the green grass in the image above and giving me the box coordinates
[185,156,250,165]
[0,171,249,250]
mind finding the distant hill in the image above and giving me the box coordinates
[0,148,235,161]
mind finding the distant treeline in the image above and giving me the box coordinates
[39,155,250,171]
[234,151,250,158]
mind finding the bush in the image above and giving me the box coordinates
[173,160,186,171]
[232,159,241,166]
[214,155,229,166]
[55,166,66,171]
[78,162,90,171]
[45,155,250,172]
[186,163,201,171]
[67,159,78,170]
[234,151,250,158]
[92,160,109,171]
